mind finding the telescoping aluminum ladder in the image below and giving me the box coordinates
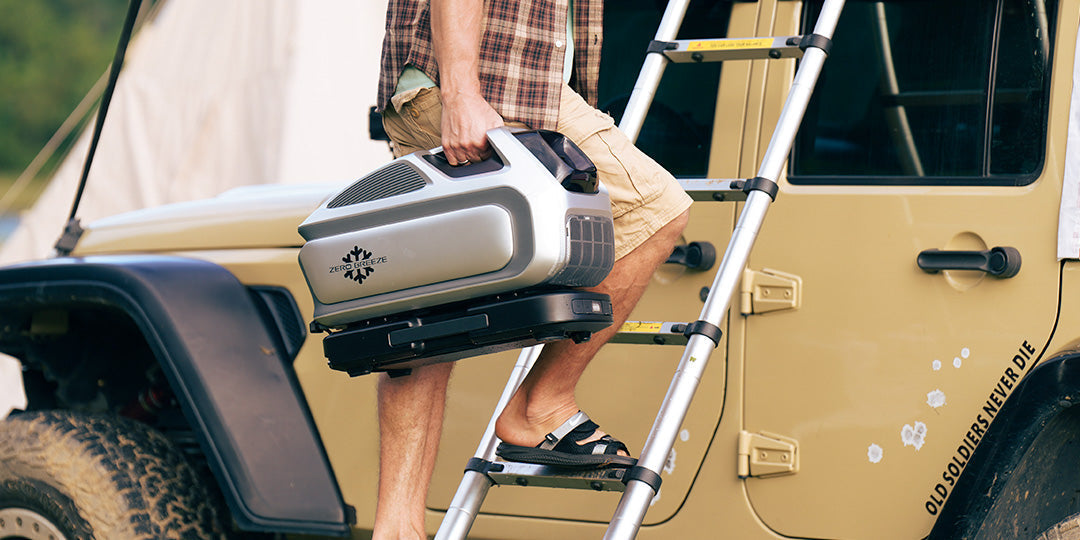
[436,0,846,538]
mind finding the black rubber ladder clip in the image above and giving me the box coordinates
[741,176,780,201]
[787,33,833,55]
[682,320,723,348]
[623,465,663,493]
[647,40,679,54]
[465,457,503,484]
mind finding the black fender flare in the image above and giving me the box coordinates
[0,255,349,536]
[929,347,1080,538]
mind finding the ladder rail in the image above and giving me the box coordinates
[605,0,846,537]
[754,49,833,184]
[603,191,769,539]
[618,0,692,143]
[700,52,835,329]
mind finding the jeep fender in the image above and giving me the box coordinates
[930,347,1080,538]
[0,255,349,536]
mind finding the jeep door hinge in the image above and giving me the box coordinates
[740,268,802,315]
[737,431,799,478]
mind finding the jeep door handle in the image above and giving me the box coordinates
[666,241,716,270]
[916,246,1021,278]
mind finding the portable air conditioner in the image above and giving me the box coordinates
[298,128,616,375]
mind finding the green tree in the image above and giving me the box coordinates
[0,0,128,178]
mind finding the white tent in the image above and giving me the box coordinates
[0,0,392,263]
[1060,28,1080,259]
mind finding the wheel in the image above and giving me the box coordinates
[1036,512,1080,540]
[0,410,230,539]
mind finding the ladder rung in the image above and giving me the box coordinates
[677,178,747,202]
[651,36,805,63]
[487,461,628,492]
[610,321,689,346]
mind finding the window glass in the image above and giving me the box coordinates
[991,1,1054,174]
[791,0,1055,185]
[600,0,731,177]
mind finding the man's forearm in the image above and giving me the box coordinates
[429,0,504,164]
[430,0,484,101]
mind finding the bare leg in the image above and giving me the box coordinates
[495,209,690,448]
[373,361,454,540]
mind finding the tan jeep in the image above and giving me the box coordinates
[2,0,1078,538]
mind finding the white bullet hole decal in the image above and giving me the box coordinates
[871,347,970,465]
[926,389,946,409]
[901,421,927,450]
[868,444,883,464]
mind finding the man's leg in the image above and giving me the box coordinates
[373,362,453,540]
[371,90,458,540]
[494,209,688,448]
[495,83,693,450]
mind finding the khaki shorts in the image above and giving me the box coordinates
[381,84,692,260]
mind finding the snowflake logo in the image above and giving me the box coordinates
[342,245,376,284]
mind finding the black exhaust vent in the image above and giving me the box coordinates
[328,161,427,208]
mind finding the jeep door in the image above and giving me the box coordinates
[740,0,1068,538]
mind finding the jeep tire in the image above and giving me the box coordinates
[1036,512,1080,540]
[0,410,229,539]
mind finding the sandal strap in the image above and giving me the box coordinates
[538,411,591,450]
[588,435,629,456]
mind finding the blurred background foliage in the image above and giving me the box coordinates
[0,0,128,201]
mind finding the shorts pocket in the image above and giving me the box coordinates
[383,87,443,155]
[596,129,669,218]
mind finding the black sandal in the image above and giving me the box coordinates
[496,411,637,468]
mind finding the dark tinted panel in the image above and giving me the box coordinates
[600,0,731,177]
[791,0,1055,185]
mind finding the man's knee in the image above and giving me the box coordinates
[647,208,690,248]
[668,209,690,236]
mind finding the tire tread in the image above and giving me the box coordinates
[0,410,229,539]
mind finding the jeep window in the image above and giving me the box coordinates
[791,0,1056,186]
[600,0,732,177]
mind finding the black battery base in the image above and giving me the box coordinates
[321,288,614,377]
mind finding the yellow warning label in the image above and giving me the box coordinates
[619,322,664,333]
[686,38,772,51]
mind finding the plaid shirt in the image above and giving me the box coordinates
[378,0,603,131]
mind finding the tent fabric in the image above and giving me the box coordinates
[1059,26,1080,259]
[0,0,391,264]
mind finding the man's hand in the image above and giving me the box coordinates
[440,90,503,166]
[431,0,502,166]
